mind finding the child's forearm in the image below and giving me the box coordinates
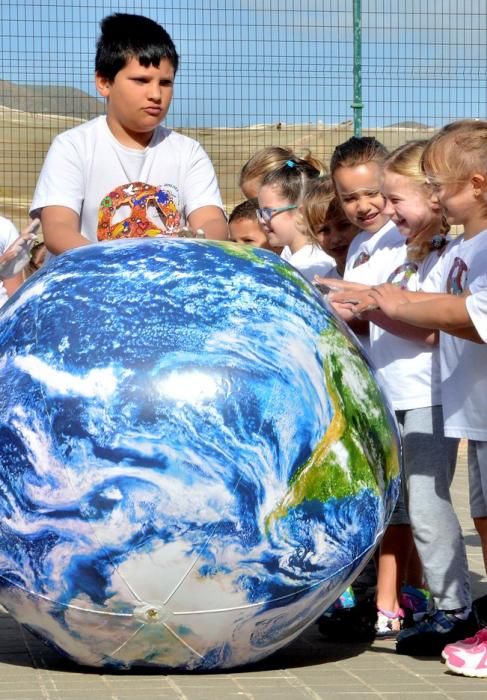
[390,295,472,331]
[364,309,437,345]
[40,206,91,254]
[187,207,229,241]
[3,272,23,296]
[199,216,229,241]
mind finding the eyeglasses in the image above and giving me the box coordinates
[256,204,298,224]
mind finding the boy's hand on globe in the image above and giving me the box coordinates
[0,219,41,278]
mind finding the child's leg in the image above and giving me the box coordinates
[469,440,487,573]
[375,431,413,638]
[376,524,414,613]
[395,406,474,656]
[404,406,470,612]
[375,523,417,639]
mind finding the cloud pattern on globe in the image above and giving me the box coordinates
[0,239,400,669]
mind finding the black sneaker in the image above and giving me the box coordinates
[317,593,377,643]
[472,594,487,628]
[395,609,478,656]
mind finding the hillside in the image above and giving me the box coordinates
[0,99,435,228]
[0,80,104,119]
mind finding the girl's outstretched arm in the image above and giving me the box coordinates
[369,286,483,343]
[330,284,437,345]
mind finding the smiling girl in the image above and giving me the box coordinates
[330,136,402,274]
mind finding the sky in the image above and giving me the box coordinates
[1,0,486,129]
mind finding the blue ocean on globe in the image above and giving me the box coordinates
[0,238,400,670]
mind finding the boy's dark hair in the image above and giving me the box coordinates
[95,13,179,81]
[228,198,259,224]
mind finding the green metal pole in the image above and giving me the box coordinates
[352,0,363,136]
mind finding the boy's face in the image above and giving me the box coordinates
[229,218,271,249]
[96,57,175,147]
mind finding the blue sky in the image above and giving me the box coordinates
[1,0,486,128]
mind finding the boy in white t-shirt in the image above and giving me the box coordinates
[30,13,228,254]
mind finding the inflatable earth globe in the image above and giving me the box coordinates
[0,238,400,670]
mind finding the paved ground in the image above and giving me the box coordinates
[1,441,486,699]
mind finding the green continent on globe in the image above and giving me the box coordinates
[266,324,400,529]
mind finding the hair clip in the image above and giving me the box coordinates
[430,234,445,249]
[286,160,296,168]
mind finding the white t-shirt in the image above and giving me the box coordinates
[433,230,487,440]
[280,244,334,282]
[31,116,224,245]
[0,216,20,308]
[344,219,403,277]
[466,286,487,343]
[359,237,444,410]
[343,220,402,356]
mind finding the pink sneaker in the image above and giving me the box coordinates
[445,637,487,678]
[442,627,487,661]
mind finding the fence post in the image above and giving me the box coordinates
[352,0,363,136]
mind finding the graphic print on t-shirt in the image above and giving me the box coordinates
[353,251,370,268]
[387,262,418,289]
[97,182,181,240]
[446,256,468,296]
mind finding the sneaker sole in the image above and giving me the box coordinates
[446,661,487,678]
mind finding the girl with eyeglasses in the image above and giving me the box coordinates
[256,158,335,282]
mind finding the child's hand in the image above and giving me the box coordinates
[313,275,370,295]
[329,288,379,315]
[329,299,361,323]
[312,276,341,295]
[367,283,410,319]
[0,219,41,278]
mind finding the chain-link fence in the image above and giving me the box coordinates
[1,0,486,228]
